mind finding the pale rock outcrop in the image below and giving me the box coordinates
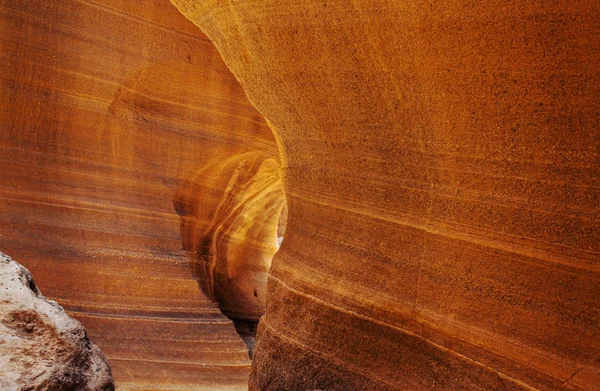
[0,251,114,391]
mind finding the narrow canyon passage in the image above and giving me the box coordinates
[0,0,280,389]
[1,0,599,390]
[173,150,287,357]
[172,1,600,390]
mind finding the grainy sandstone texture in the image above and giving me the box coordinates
[0,0,281,389]
[171,1,600,390]
[0,251,114,391]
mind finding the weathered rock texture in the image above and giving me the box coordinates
[0,251,114,391]
[0,0,281,389]
[171,1,600,390]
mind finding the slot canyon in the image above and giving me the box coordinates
[0,0,599,390]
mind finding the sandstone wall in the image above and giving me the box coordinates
[171,1,600,390]
[0,0,280,389]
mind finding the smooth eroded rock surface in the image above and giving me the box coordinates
[171,1,600,390]
[174,151,286,322]
[0,0,279,389]
[0,251,114,391]
[174,151,286,356]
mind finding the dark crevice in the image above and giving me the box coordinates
[231,317,259,359]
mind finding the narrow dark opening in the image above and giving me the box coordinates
[231,318,259,358]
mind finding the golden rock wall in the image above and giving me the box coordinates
[174,151,285,322]
[0,0,280,389]
[171,1,600,390]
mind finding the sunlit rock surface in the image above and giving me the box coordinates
[175,151,285,321]
[0,0,279,389]
[172,1,600,390]
[174,151,286,356]
[0,251,114,391]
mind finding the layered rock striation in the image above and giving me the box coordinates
[174,151,286,355]
[0,0,279,389]
[3,0,599,389]
[171,1,600,390]
[0,251,114,391]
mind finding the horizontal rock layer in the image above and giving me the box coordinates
[0,0,279,389]
[171,1,600,390]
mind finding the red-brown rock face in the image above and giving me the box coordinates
[0,0,280,389]
[171,1,600,390]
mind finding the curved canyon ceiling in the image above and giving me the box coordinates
[2,0,600,390]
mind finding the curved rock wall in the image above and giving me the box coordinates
[174,151,286,356]
[171,1,600,390]
[0,0,278,389]
[174,151,285,321]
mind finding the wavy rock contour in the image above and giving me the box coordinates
[174,151,286,355]
[175,151,285,322]
[171,1,600,390]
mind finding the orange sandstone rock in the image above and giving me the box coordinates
[174,151,285,321]
[174,151,286,355]
[0,0,279,389]
[171,1,600,390]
